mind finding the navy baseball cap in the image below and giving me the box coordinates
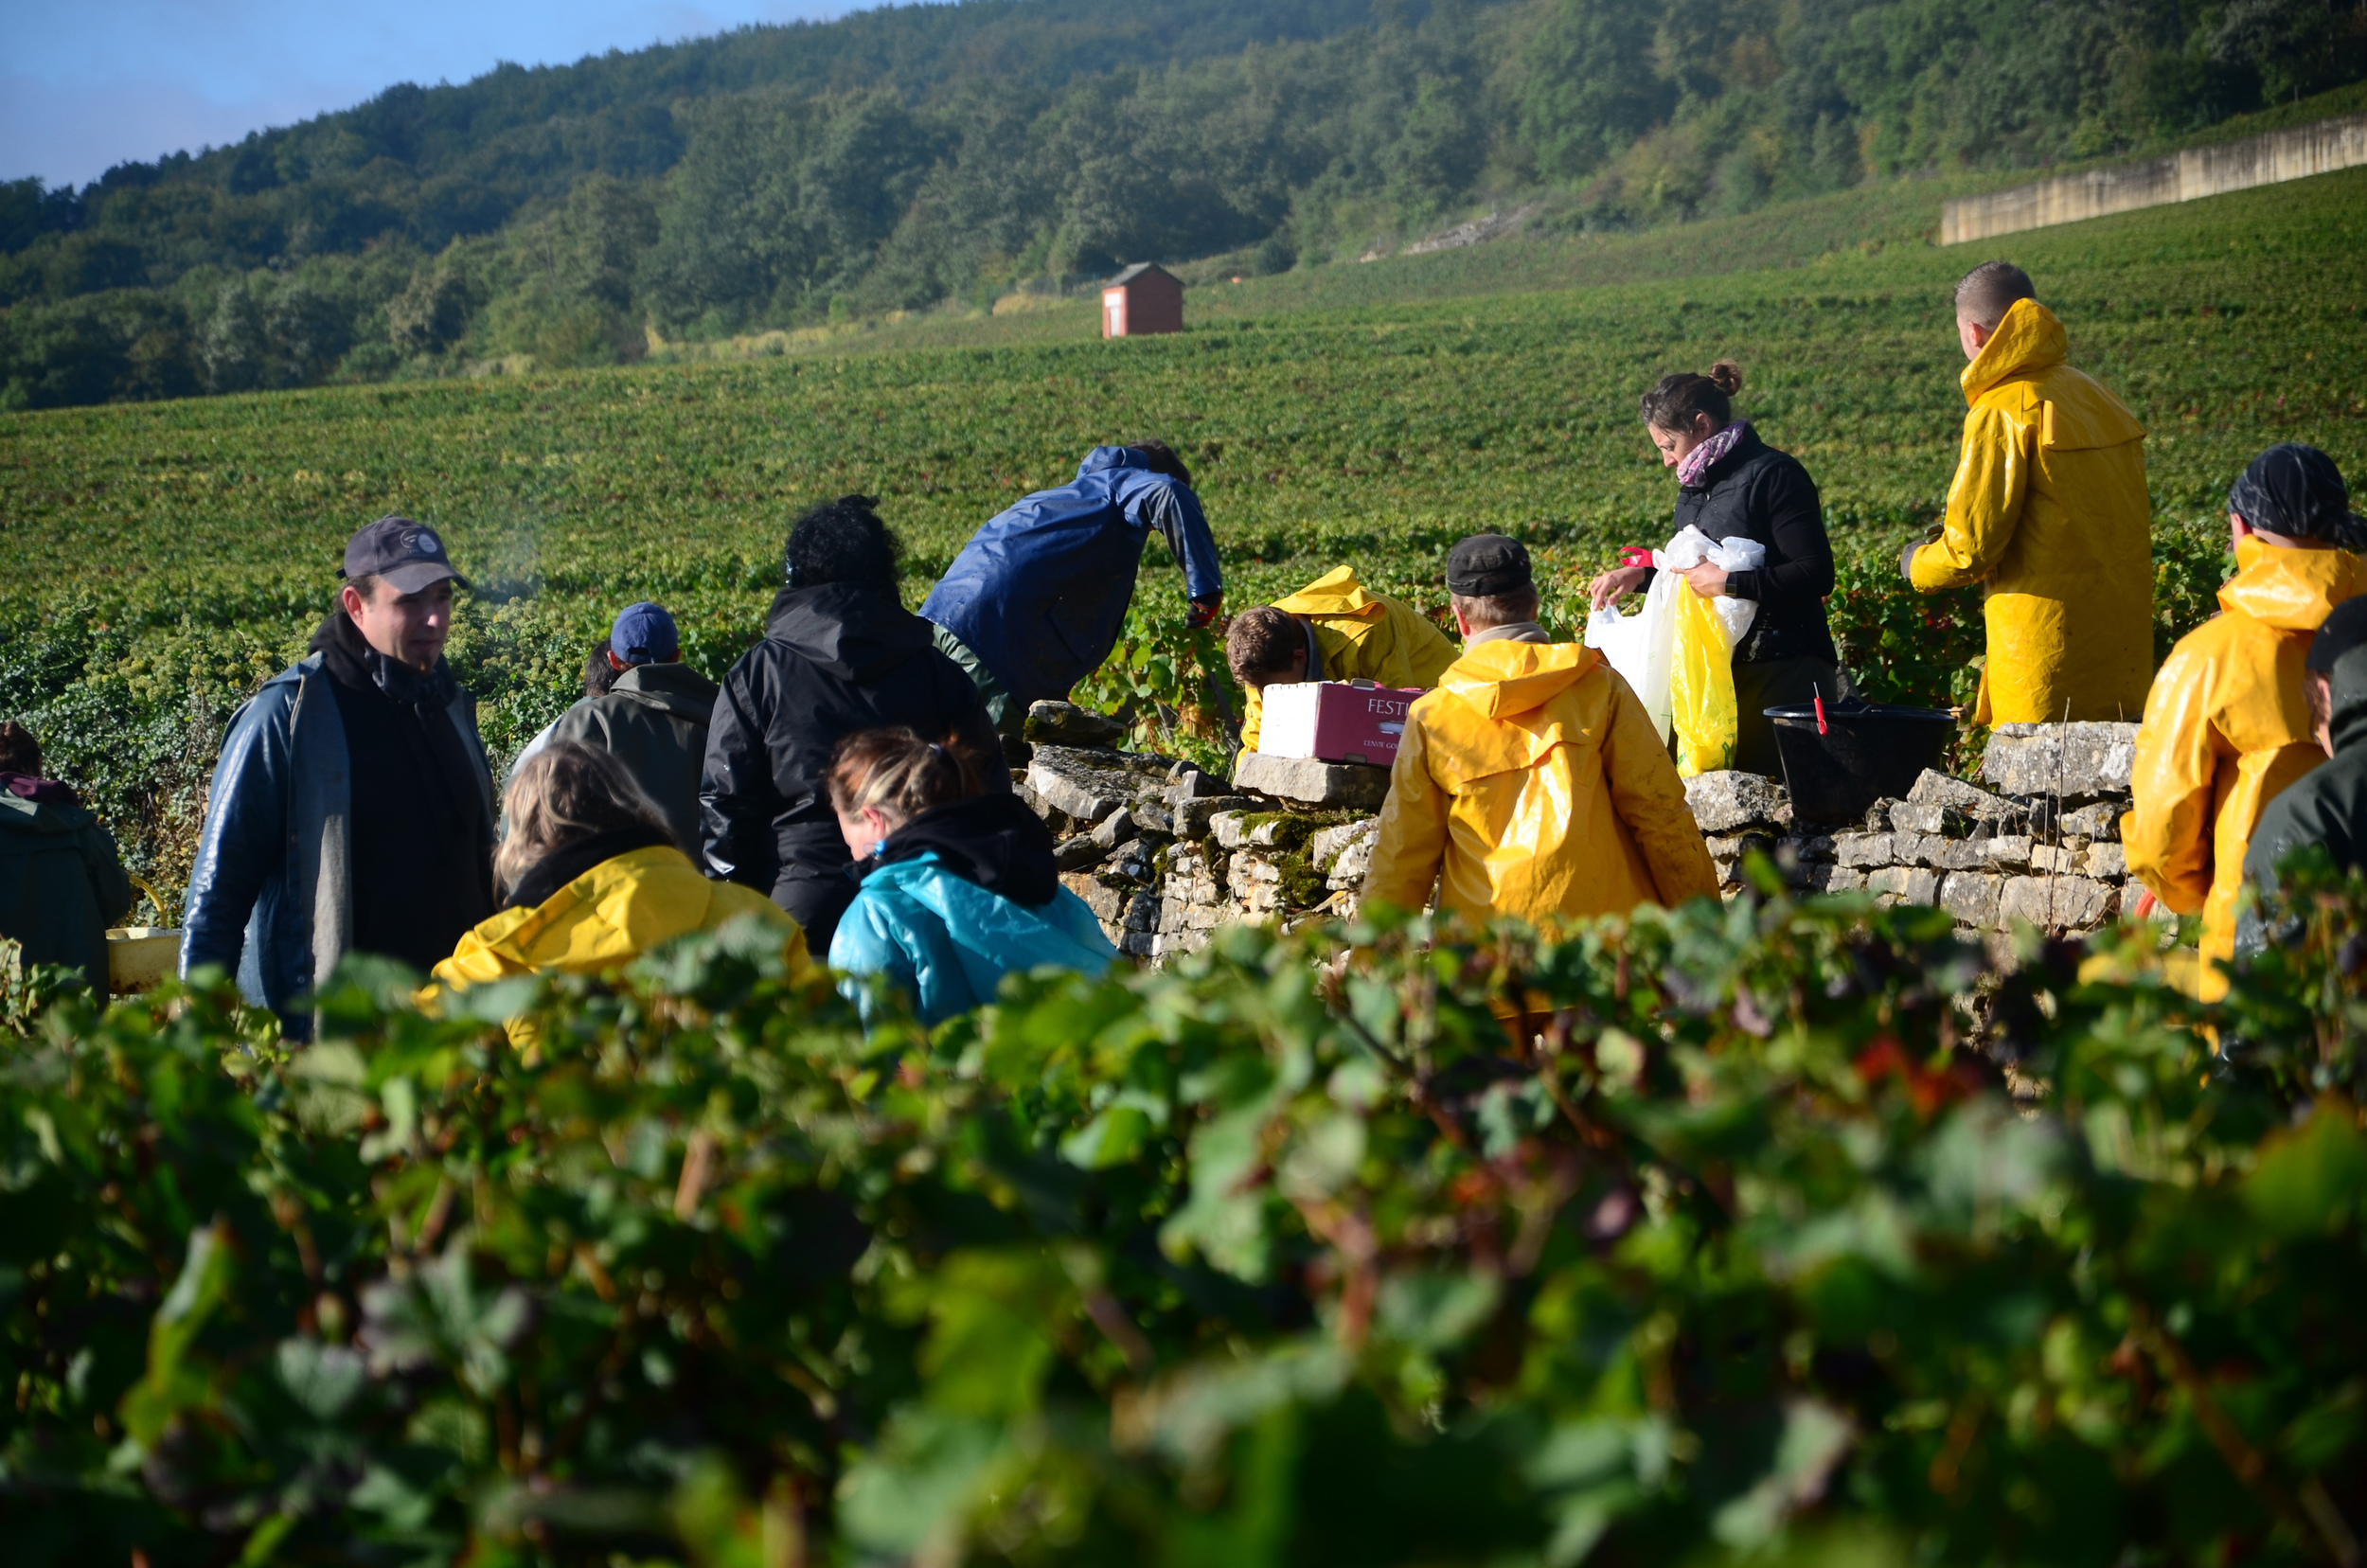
[343,515,465,594]
[610,601,679,665]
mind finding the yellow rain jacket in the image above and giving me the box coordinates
[431,844,810,1048]
[1910,298,2154,725]
[1237,565,1458,764]
[1361,639,1720,928]
[2123,540,2367,999]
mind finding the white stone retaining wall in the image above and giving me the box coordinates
[1020,704,2152,960]
[1940,114,2367,245]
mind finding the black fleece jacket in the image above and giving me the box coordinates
[1655,427,1839,666]
[699,581,1004,950]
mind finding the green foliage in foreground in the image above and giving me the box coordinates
[6,857,2367,1566]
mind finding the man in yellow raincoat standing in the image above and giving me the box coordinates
[1905,262,2154,724]
[1225,564,1459,766]
[1362,536,1718,927]
[2125,444,2367,1001]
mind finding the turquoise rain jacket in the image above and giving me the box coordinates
[828,852,1116,1025]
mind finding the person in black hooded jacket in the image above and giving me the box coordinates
[700,495,1006,950]
[2240,592,2367,955]
[1588,361,1845,778]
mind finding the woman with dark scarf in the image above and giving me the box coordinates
[1587,361,1845,778]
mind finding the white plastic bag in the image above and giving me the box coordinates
[1584,526,1769,742]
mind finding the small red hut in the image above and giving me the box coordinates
[1100,262,1183,338]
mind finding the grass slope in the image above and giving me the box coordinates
[3,164,2363,900]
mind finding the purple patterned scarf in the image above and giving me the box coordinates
[1676,419,1751,490]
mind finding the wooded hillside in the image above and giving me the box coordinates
[4,0,2363,410]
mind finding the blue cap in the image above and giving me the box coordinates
[609,602,679,666]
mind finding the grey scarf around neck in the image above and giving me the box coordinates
[1467,621,1551,647]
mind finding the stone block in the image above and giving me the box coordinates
[1907,769,2020,821]
[2000,875,2114,930]
[1166,768,1230,805]
[1026,746,1140,824]
[1131,800,1174,835]
[1983,722,2141,797]
[1938,871,2003,927]
[1889,800,1973,837]
[2061,801,2125,841]
[1176,794,1257,835]
[2084,843,2127,878]
[1211,811,1252,849]
[1683,770,1789,833]
[1060,871,1129,923]
[1792,863,1867,895]
[1981,835,2034,869]
[1931,838,1991,872]
[1794,834,1837,863]
[1054,836,1110,872]
[1327,840,1377,887]
[2028,844,2079,874]
[1025,700,1128,748]
[1866,866,1940,905]
[1833,831,1893,867]
[1234,751,1395,809]
[1309,818,1380,872]
[1089,808,1139,852]
[1122,890,1160,933]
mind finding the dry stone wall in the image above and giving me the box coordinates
[1017,703,2152,959]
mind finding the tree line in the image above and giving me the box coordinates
[4,0,2362,411]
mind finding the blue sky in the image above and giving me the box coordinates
[3,0,862,187]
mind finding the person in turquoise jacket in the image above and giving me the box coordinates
[825,726,1114,1025]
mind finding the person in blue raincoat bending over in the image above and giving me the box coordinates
[826,725,1115,1026]
[921,441,1222,741]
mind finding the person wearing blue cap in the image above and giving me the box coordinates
[538,601,719,855]
[183,515,497,1035]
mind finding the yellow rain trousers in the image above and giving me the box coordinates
[1361,639,1720,929]
[1909,298,2154,725]
[430,844,810,1049]
[2123,539,2367,1000]
[1237,564,1459,765]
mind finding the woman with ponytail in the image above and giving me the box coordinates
[2125,442,2367,1001]
[1587,360,1843,777]
[826,727,1114,1025]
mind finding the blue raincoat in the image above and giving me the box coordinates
[919,447,1222,711]
[828,852,1117,1025]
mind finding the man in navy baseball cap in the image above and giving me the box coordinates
[344,514,468,597]
[530,599,719,853]
[608,601,679,667]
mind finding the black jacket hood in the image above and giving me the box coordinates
[874,793,1059,907]
[767,582,930,683]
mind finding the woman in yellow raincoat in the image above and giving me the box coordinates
[1905,264,2154,725]
[1224,564,1458,765]
[432,741,810,1049]
[2125,444,2367,1001]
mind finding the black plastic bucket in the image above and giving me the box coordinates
[1766,703,1957,824]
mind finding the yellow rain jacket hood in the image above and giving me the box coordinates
[1237,565,1458,764]
[1909,298,2154,724]
[1361,639,1719,929]
[2123,538,2367,998]
[430,845,810,1047]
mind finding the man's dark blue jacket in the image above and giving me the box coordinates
[920,447,1221,711]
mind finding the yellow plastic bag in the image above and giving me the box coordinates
[1668,580,1738,776]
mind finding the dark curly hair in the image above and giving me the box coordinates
[785,494,900,591]
[1131,439,1193,490]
